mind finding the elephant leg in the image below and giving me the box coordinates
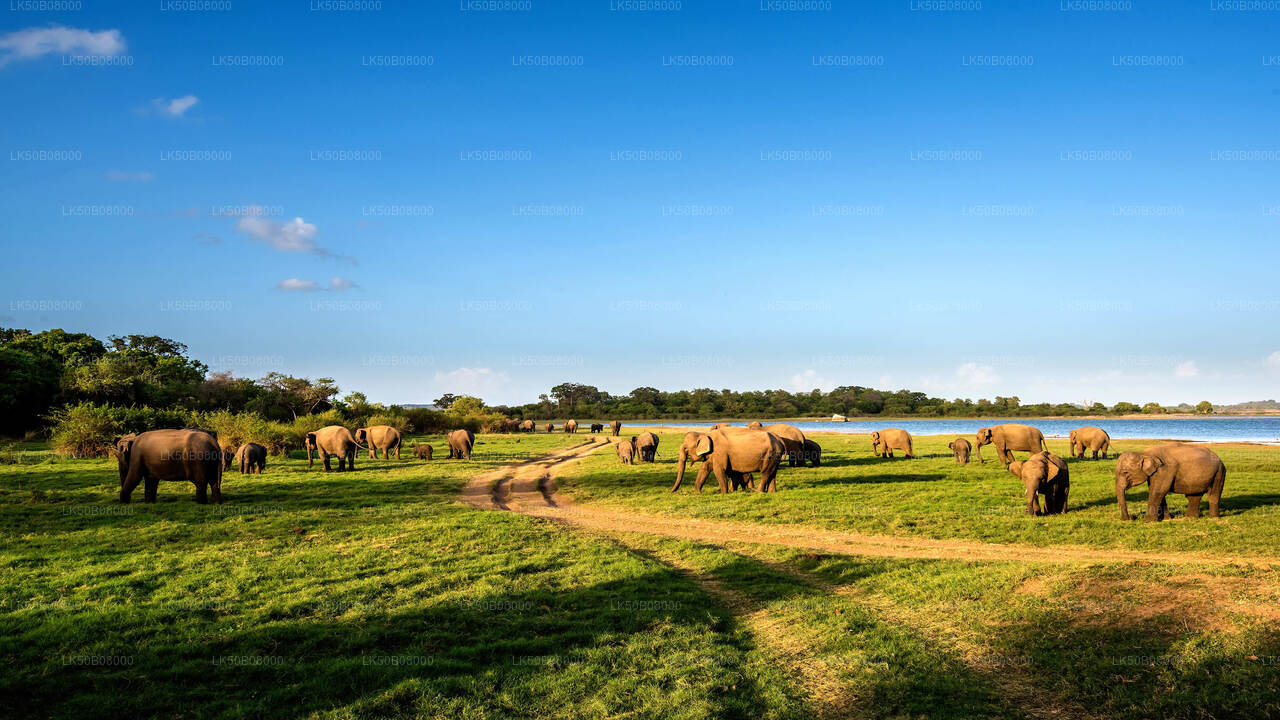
[1186,494,1203,518]
[693,463,714,494]
[711,465,731,494]
[144,476,159,503]
[323,453,332,472]
[395,446,400,460]
[193,479,208,504]
[121,466,144,503]
[1025,486,1040,516]
[1146,487,1169,522]
[349,453,356,471]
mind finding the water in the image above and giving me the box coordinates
[628,418,1280,443]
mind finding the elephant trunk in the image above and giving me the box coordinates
[672,449,688,492]
[1115,475,1131,520]
[975,436,984,463]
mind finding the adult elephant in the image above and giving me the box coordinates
[1069,427,1110,460]
[747,422,807,466]
[545,422,554,433]
[564,419,578,434]
[1007,451,1070,516]
[975,424,1048,468]
[115,429,224,503]
[447,429,476,460]
[616,437,636,464]
[519,419,536,433]
[948,438,972,464]
[671,427,785,494]
[635,431,659,462]
[1114,445,1226,521]
[801,438,822,467]
[590,423,604,433]
[610,420,622,437]
[871,429,914,459]
[355,425,402,460]
[499,418,520,433]
[307,426,359,471]
[234,442,267,474]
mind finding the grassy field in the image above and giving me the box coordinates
[2,430,1279,719]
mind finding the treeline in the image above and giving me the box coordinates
[494,383,1216,420]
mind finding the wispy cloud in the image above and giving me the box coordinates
[235,205,355,263]
[955,362,1000,386]
[150,94,198,117]
[788,368,834,392]
[275,276,356,292]
[432,367,511,400]
[0,26,125,67]
[1174,361,1199,378]
[105,170,153,182]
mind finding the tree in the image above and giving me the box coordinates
[448,396,487,415]
[1112,402,1140,414]
[257,373,339,419]
[1141,402,1166,414]
[1195,400,1214,415]
[433,393,458,410]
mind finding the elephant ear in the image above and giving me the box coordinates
[947,440,955,450]
[871,431,880,442]
[1140,455,1163,477]
[115,435,136,459]
[694,435,713,458]
[306,432,317,445]
[1008,460,1023,477]
[1045,458,1061,482]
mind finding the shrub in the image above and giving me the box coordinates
[49,403,121,458]
[364,413,411,434]
[190,410,292,455]
[286,410,347,446]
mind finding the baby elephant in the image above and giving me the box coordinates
[413,444,433,460]
[234,443,267,474]
[1007,451,1070,516]
[948,438,972,464]
[590,423,605,433]
[617,437,637,464]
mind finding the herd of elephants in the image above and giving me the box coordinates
[110,419,1227,521]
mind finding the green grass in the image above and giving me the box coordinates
[558,432,1280,553]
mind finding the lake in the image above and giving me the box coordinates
[628,418,1280,443]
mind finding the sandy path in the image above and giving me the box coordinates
[460,440,1278,569]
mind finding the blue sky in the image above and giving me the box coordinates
[2,1,1279,406]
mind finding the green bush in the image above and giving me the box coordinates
[286,410,347,445]
[364,413,411,434]
[48,403,121,458]
[189,410,292,455]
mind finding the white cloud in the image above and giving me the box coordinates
[235,205,354,263]
[1174,361,1199,378]
[432,367,511,400]
[788,368,834,393]
[1267,351,1280,371]
[329,277,355,291]
[151,94,198,117]
[955,362,1000,386]
[0,26,125,67]
[276,278,318,292]
[105,170,153,182]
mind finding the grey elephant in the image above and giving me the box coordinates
[617,437,636,464]
[307,426,359,471]
[871,429,914,459]
[1008,451,1069,516]
[545,422,554,433]
[115,429,224,503]
[1069,426,1110,460]
[1114,444,1226,521]
[801,438,822,467]
[609,420,622,437]
[672,427,785,493]
[635,431,659,462]
[234,442,267,474]
[975,424,1048,468]
[413,444,433,460]
[564,419,578,433]
[447,429,475,460]
[747,422,808,466]
[590,423,604,433]
[947,438,971,464]
[355,425,402,460]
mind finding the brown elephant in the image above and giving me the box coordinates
[635,431,659,462]
[801,438,821,467]
[545,422,554,433]
[519,419,536,433]
[564,419,578,434]
[1114,444,1226,522]
[590,423,604,433]
[1008,451,1070,516]
[975,424,1048,467]
[355,425,402,460]
[609,420,622,436]
[617,437,636,464]
[948,438,972,464]
[1069,426,1110,460]
[871,429,914,459]
[672,427,784,494]
[115,429,224,503]
[447,429,475,460]
[234,442,267,474]
[307,426,359,471]
[747,422,807,466]
[498,418,520,433]
[413,444,434,460]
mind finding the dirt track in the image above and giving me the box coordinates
[459,440,1278,569]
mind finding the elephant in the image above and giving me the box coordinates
[1069,426,1110,460]
[234,442,267,474]
[413,444,434,460]
[499,418,520,433]
[617,437,636,464]
[635,431,659,462]
[447,429,475,460]
[545,422,554,433]
[975,424,1048,467]
[1007,451,1070,516]
[355,425,402,460]
[671,427,785,494]
[871,429,914,459]
[610,420,622,437]
[948,438,972,464]
[1114,444,1226,522]
[115,429,224,503]
[564,419,578,434]
[519,419,536,433]
[801,438,821,467]
[307,426,359,471]
[590,423,605,433]
[746,423,807,466]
